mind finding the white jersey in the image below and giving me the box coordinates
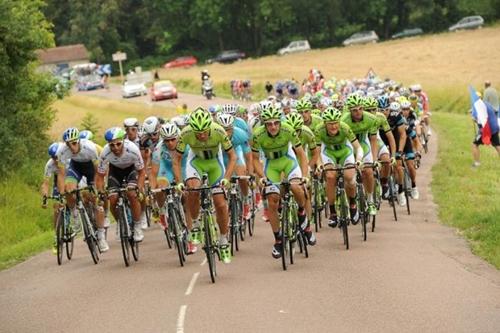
[44,159,59,178]
[98,139,144,173]
[126,135,140,149]
[56,139,99,167]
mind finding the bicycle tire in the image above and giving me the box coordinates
[404,167,411,215]
[237,197,245,242]
[229,197,239,255]
[204,214,216,283]
[357,183,367,242]
[288,207,296,266]
[145,204,152,228]
[280,205,289,271]
[388,176,398,221]
[65,211,75,260]
[80,208,99,264]
[299,231,309,258]
[56,210,64,265]
[169,205,185,267]
[118,208,130,267]
[338,190,349,250]
[131,237,139,261]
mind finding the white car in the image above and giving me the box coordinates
[449,16,484,31]
[343,31,379,46]
[277,40,311,55]
[122,80,147,98]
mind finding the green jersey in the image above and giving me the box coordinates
[304,114,322,132]
[374,112,391,132]
[298,125,317,151]
[314,122,357,150]
[176,123,232,159]
[341,111,379,141]
[251,122,301,159]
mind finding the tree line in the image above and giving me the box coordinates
[43,0,500,68]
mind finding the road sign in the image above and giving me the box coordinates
[112,52,127,62]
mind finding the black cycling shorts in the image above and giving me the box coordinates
[107,164,138,190]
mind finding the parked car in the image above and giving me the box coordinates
[207,50,246,64]
[449,15,484,31]
[163,56,198,69]
[150,80,178,101]
[342,31,379,46]
[122,79,147,98]
[391,28,423,39]
[76,74,104,91]
[277,40,311,55]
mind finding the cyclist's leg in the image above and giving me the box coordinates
[321,146,339,226]
[360,136,375,204]
[378,142,391,196]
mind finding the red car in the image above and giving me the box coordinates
[163,56,198,69]
[150,80,178,101]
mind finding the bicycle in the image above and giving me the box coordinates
[66,187,100,264]
[186,174,221,283]
[401,158,412,215]
[107,186,140,267]
[355,164,372,242]
[369,162,383,232]
[227,175,251,255]
[379,160,398,222]
[331,165,355,250]
[246,177,258,237]
[43,195,75,265]
[310,166,326,232]
[152,185,188,267]
[267,178,308,271]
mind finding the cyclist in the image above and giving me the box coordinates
[41,142,63,254]
[296,99,322,132]
[411,84,431,136]
[216,113,254,219]
[124,118,141,148]
[251,105,316,259]
[341,94,380,216]
[400,100,420,199]
[314,107,364,226]
[56,128,106,250]
[365,96,397,197]
[172,108,237,264]
[95,127,146,243]
[381,102,409,206]
[150,122,196,253]
[221,104,251,136]
[285,112,319,169]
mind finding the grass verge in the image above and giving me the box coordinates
[431,111,500,268]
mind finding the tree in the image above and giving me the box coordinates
[0,0,57,175]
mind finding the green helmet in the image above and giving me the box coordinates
[261,105,282,122]
[363,96,378,111]
[311,108,322,117]
[285,112,304,131]
[296,99,313,112]
[189,107,212,132]
[345,94,364,109]
[322,107,342,122]
[236,105,247,114]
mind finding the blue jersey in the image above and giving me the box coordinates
[234,117,251,137]
[152,142,188,182]
[223,127,249,166]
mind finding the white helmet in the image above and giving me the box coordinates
[159,122,180,139]
[143,116,159,134]
[389,102,401,112]
[222,104,237,115]
[400,100,412,109]
[123,117,139,128]
[410,84,422,92]
[171,115,187,129]
[216,113,235,128]
[249,103,261,116]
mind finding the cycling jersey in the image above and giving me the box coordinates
[341,112,378,163]
[152,142,188,183]
[56,139,99,168]
[234,117,251,137]
[381,110,406,152]
[298,125,317,153]
[140,135,159,152]
[98,139,145,174]
[177,123,233,186]
[126,135,140,149]
[304,114,322,132]
[314,122,357,166]
[223,126,250,166]
[44,158,60,197]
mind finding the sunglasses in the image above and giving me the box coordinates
[150,131,159,136]
[265,120,280,127]
[163,138,177,143]
[350,107,363,112]
[66,140,79,146]
[125,127,138,131]
[109,141,123,148]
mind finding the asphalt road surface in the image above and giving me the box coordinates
[1,125,500,332]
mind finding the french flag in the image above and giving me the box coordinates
[469,86,500,145]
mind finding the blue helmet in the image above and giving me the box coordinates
[208,105,221,114]
[62,127,79,142]
[48,142,59,158]
[79,130,94,140]
[104,127,126,142]
[378,95,390,109]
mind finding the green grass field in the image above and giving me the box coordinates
[432,112,500,268]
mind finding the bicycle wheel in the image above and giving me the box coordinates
[280,205,289,271]
[145,204,152,228]
[338,191,349,250]
[55,210,64,265]
[288,207,296,266]
[169,205,185,267]
[65,212,75,260]
[118,208,130,267]
[238,197,245,242]
[80,208,99,264]
[403,167,411,215]
[203,215,216,283]
[229,197,239,255]
[357,183,367,242]
[388,176,398,221]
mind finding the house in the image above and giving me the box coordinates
[36,44,89,73]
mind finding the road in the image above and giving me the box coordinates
[1,131,499,333]
[76,83,249,110]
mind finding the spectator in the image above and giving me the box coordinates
[154,70,160,81]
[483,81,499,115]
[471,91,500,167]
[176,103,188,115]
[265,81,273,95]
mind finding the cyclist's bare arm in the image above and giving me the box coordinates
[293,145,308,177]
[223,148,237,180]
[172,151,183,184]
[252,151,265,179]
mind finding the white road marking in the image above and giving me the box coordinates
[200,258,207,266]
[185,272,200,296]
[177,305,187,333]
